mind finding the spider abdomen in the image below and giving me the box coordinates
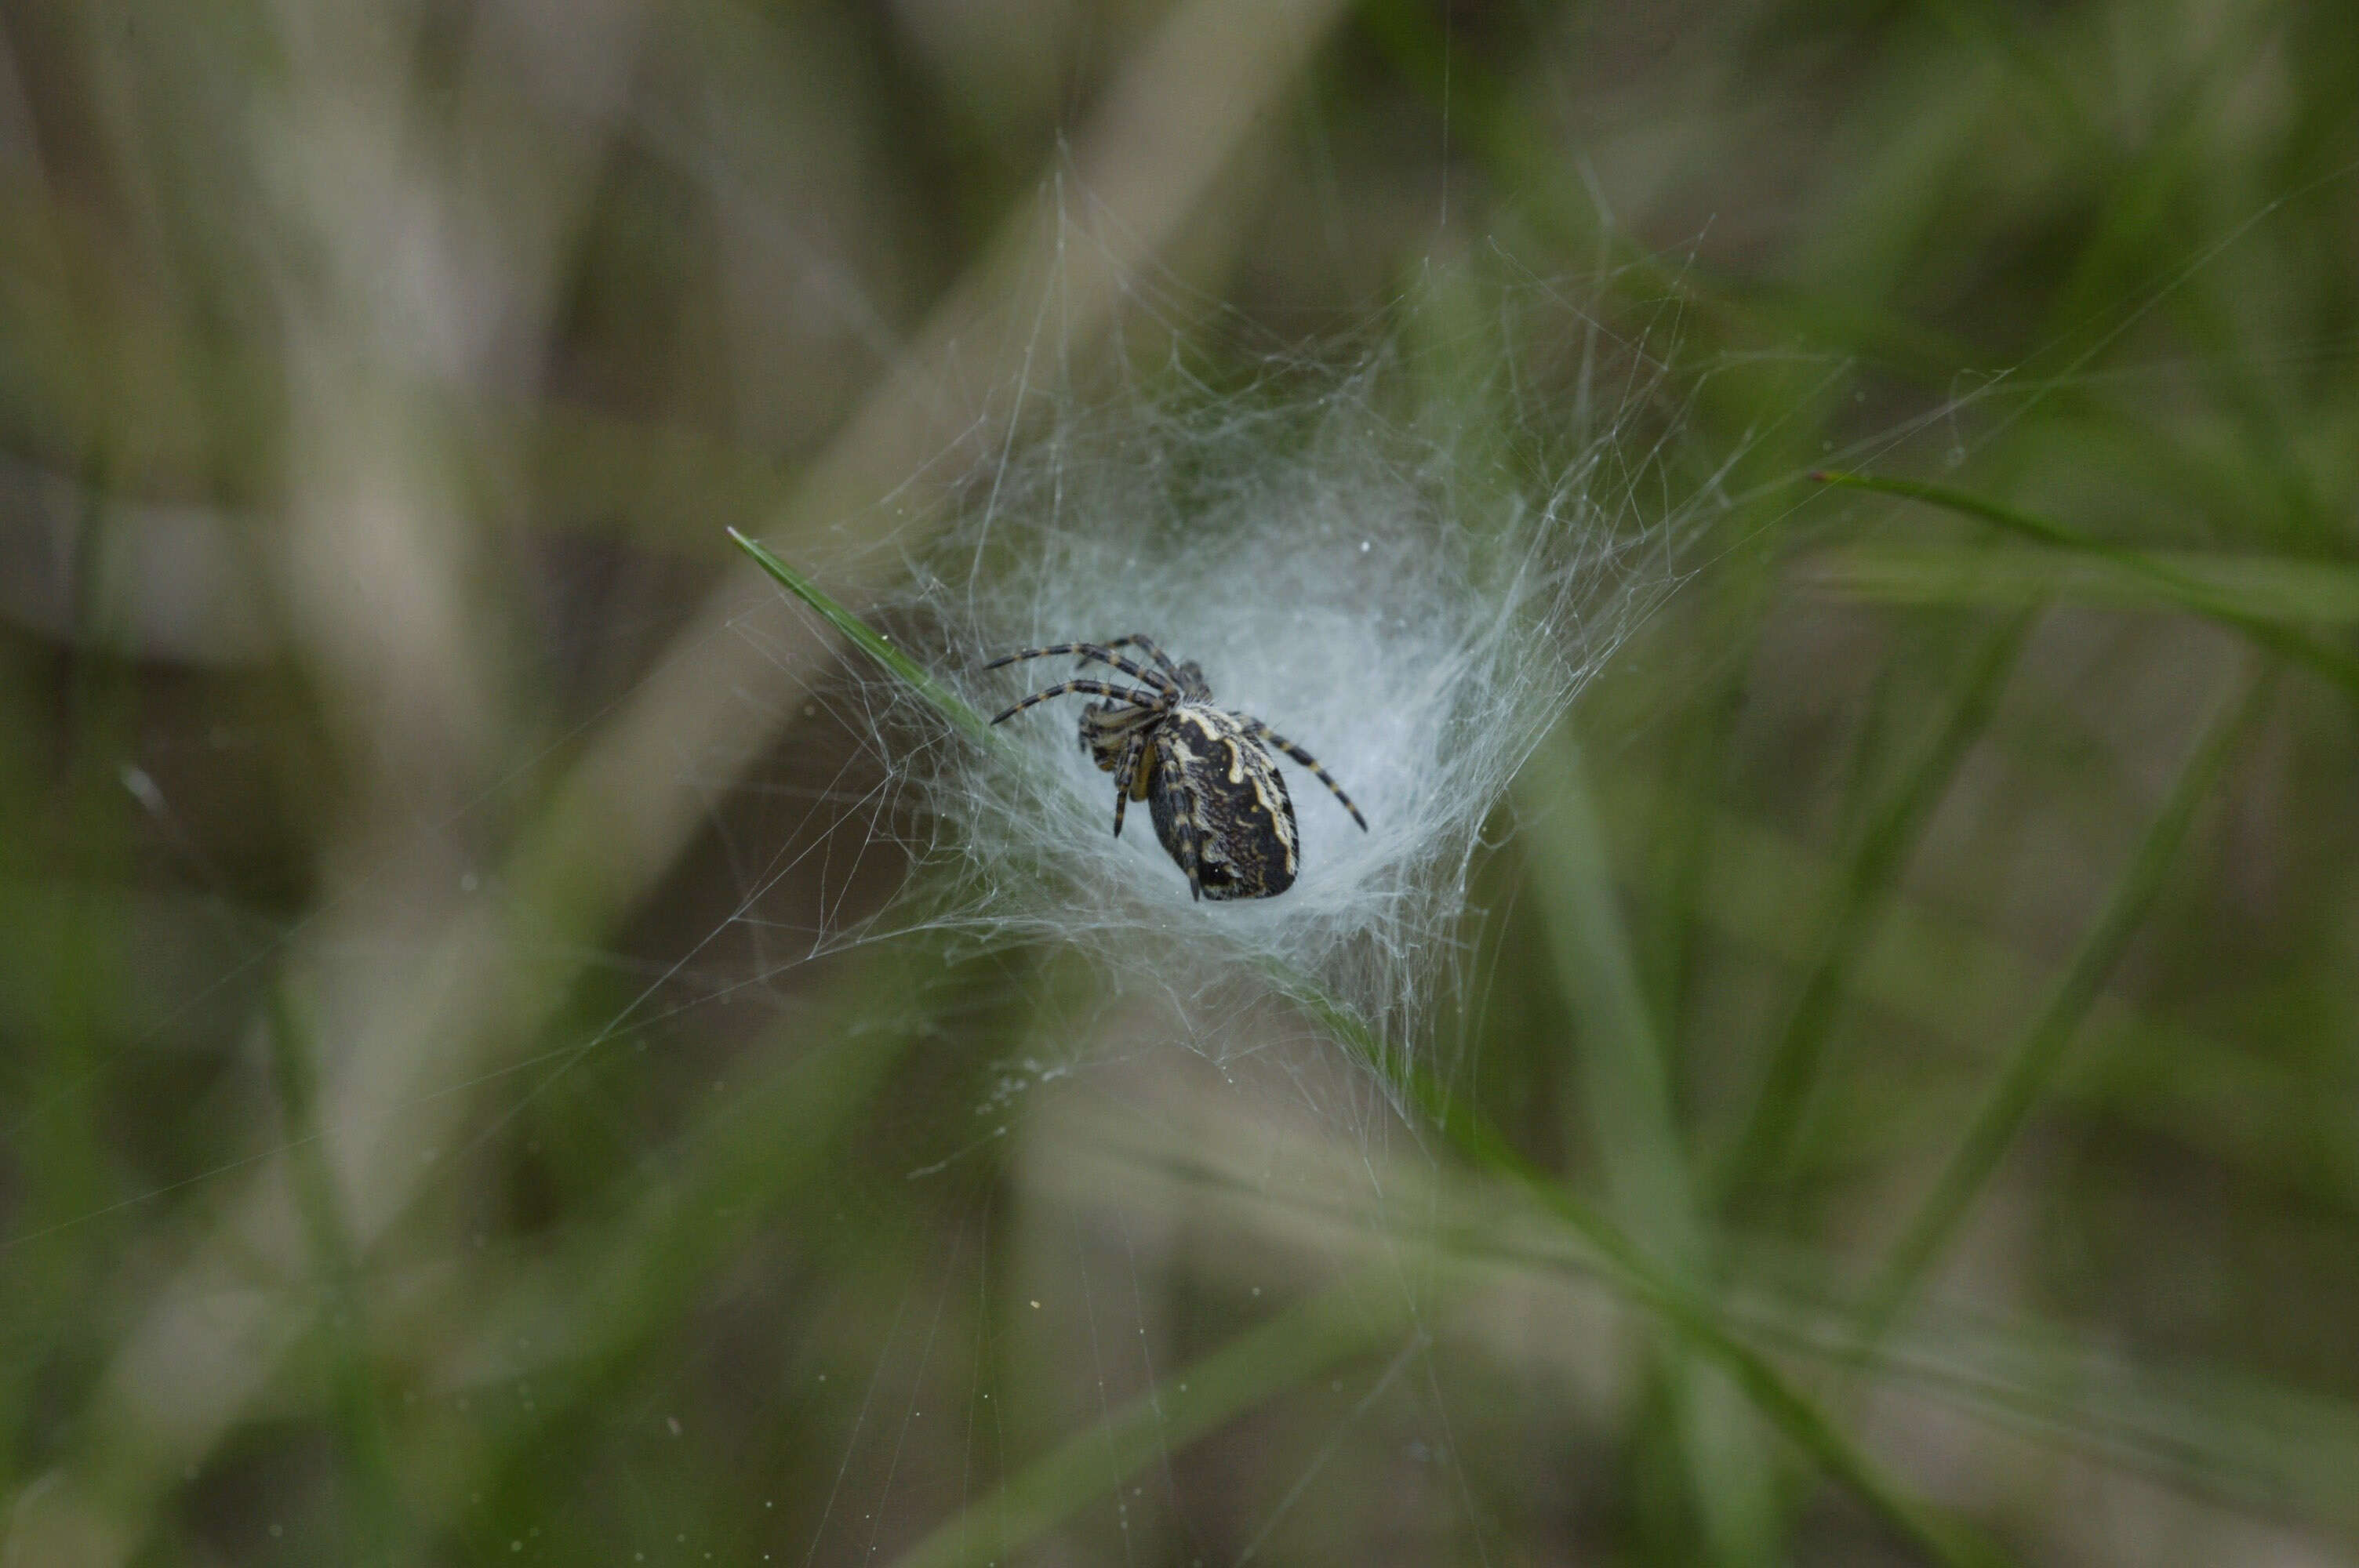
[1146,706,1299,900]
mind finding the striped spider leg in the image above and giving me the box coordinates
[1238,719,1368,830]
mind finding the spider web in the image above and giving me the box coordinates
[720,236,1724,1094]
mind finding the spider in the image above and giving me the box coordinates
[983,634,1369,901]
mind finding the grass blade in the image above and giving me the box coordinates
[890,1274,1417,1568]
[1811,470,2359,701]
[1518,727,1776,1565]
[1715,611,2034,1204]
[1859,666,2276,1341]
[1300,988,2010,1568]
[1798,542,2359,622]
[727,528,998,745]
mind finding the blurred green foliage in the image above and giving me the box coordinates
[3,1,2358,1565]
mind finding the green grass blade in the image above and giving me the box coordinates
[265,984,405,1566]
[1860,666,2276,1341]
[1304,989,2011,1568]
[1811,470,2359,700]
[1521,728,1703,1261]
[1798,543,2359,622]
[890,1273,1418,1568]
[376,941,946,1545]
[726,528,998,745]
[1425,1064,2012,1568]
[1356,0,1983,379]
[1519,728,1776,1566]
[1715,610,2034,1204]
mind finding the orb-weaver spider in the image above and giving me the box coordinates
[983,634,1368,901]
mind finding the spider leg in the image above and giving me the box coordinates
[1241,720,1369,830]
[1100,634,1183,680]
[1173,810,1202,900]
[990,680,1165,726]
[1108,731,1150,838]
[983,643,1175,692]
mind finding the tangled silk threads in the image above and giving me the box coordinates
[845,335,1691,1058]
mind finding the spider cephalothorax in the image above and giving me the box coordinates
[983,635,1369,901]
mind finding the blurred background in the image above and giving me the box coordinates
[4,1,2358,1563]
